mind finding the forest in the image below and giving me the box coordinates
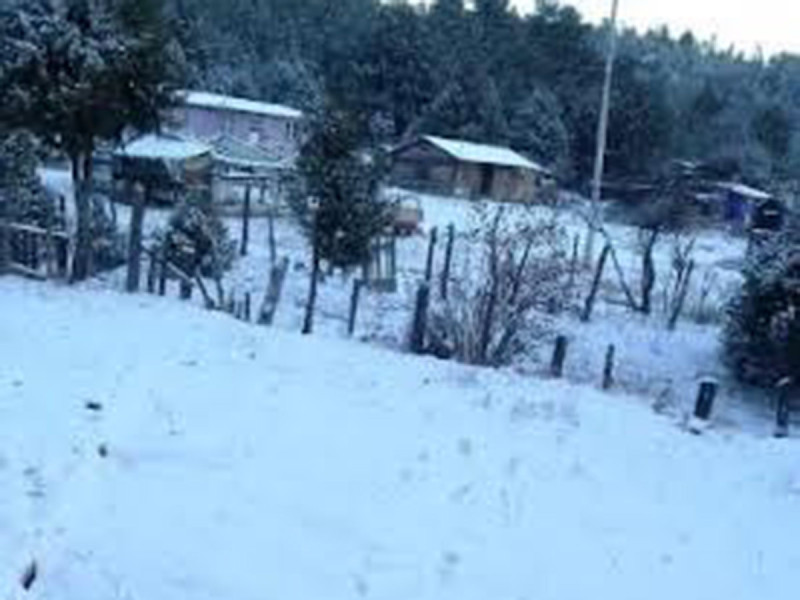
[161,0,800,189]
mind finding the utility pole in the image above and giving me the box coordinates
[584,0,621,266]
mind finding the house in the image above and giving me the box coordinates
[390,135,551,203]
[168,90,304,162]
[165,91,304,204]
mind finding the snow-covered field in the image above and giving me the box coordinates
[2,278,800,600]
[39,170,761,428]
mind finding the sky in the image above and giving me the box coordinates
[515,0,800,56]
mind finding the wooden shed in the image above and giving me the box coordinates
[390,135,550,203]
[112,134,213,205]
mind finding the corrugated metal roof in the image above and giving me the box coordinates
[179,90,303,120]
[422,135,548,172]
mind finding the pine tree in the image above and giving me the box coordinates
[725,218,800,387]
[288,107,390,335]
[0,132,54,228]
[0,0,184,282]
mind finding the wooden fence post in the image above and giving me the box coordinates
[567,233,580,294]
[179,279,193,300]
[146,254,157,294]
[258,257,289,326]
[44,225,55,279]
[267,195,277,269]
[389,235,397,282]
[440,223,455,300]
[240,184,251,257]
[410,282,431,354]
[348,279,363,336]
[158,252,167,296]
[581,244,611,323]
[689,378,718,433]
[244,292,252,322]
[550,335,568,378]
[775,378,793,439]
[56,236,69,277]
[424,227,438,282]
[602,344,616,390]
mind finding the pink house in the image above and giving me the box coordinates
[168,91,304,162]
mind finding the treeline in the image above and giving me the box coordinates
[118,0,800,186]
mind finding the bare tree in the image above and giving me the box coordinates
[428,208,568,366]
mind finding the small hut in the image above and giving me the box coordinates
[113,134,213,204]
[391,135,550,203]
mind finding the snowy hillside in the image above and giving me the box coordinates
[1,278,799,600]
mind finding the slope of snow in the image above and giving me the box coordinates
[1,278,799,600]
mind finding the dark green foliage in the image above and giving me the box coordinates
[0,0,185,281]
[725,219,800,387]
[161,0,800,185]
[0,132,55,228]
[289,108,391,271]
[752,105,793,162]
[508,87,571,177]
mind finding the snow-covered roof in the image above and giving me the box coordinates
[116,134,212,161]
[422,135,548,172]
[178,90,303,120]
[716,182,772,201]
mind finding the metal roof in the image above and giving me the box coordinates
[178,90,303,120]
[422,135,548,172]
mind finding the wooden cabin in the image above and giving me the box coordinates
[391,135,550,203]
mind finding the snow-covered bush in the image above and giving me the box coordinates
[155,195,235,280]
[724,217,800,386]
[427,207,569,367]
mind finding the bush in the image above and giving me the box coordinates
[155,195,235,279]
[0,132,56,227]
[724,218,800,386]
[427,207,568,367]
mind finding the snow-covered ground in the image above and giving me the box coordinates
[38,169,761,429]
[1,278,799,600]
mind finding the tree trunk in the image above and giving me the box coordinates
[302,242,321,335]
[70,153,94,283]
[126,183,147,293]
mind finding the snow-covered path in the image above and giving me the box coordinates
[1,279,798,600]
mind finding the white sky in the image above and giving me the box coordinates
[513,0,800,56]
